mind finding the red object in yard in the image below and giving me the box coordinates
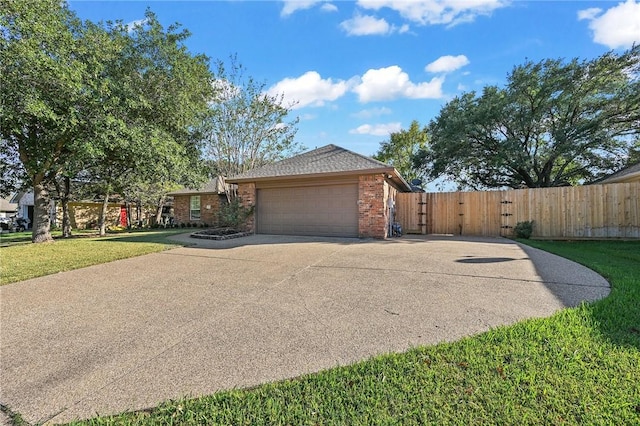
[119,206,127,226]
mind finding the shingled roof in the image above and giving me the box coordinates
[596,162,640,184]
[226,144,411,191]
[167,176,227,196]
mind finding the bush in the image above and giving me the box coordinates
[218,197,254,229]
[515,220,534,239]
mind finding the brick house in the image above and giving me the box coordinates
[168,176,228,226]
[226,144,411,239]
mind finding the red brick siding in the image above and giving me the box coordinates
[358,174,387,239]
[173,194,225,226]
[237,182,256,232]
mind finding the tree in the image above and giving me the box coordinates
[415,46,640,189]
[86,12,212,236]
[203,56,302,189]
[1,0,92,242]
[1,3,212,240]
[373,120,428,183]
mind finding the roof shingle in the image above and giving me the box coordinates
[597,162,640,184]
[227,144,395,181]
[167,176,227,195]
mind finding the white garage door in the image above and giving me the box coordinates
[256,184,359,237]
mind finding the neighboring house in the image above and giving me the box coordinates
[56,202,127,229]
[226,144,411,239]
[167,176,229,226]
[0,196,18,219]
[597,162,640,184]
[10,192,56,228]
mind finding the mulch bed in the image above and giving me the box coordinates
[190,227,251,240]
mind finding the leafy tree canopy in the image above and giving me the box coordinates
[373,120,428,184]
[1,2,213,241]
[414,46,640,189]
[203,55,302,182]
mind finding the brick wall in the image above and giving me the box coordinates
[173,194,225,226]
[237,182,256,232]
[358,174,387,239]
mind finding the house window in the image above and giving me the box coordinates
[190,196,201,220]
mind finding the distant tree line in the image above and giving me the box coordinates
[1,0,301,242]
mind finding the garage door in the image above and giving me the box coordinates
[256,184,359,237]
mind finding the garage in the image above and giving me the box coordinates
[256,183,358,237]
[227,144,411,239]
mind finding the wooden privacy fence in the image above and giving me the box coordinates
[396,182,639,238]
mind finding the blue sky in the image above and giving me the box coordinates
[70,1,640,175]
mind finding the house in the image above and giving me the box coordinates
[597,162,640,184]
[10,192,57,228]
[0,196,18,219]
[167,176,229,226]
[226,144,411,239]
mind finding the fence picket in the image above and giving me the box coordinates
[397,183,639,238]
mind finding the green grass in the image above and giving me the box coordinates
[66,240,639,426]
[0,229,191,285]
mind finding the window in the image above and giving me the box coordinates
[190,195,201,220]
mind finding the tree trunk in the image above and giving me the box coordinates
[125,201,132,229]
[155,195,165,226]
[136,198,142,227]
[32,182,53,243]
[98,187,111,237]
[61,176,72,238]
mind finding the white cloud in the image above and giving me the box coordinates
[398,24,410,33]
[356,0,508,27]
[125,18,148,32]
[321,3,338,12]
[353,65,444,102]
[578,0,640,49]
[267,71,349,109]
[577,8,602,21]
[352,107,393,119]
[349,122,402,136]
[340,14,392,35]
[281,0,323,16]
[425,55,470,73]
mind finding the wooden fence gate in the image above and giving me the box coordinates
[396,182,639,238]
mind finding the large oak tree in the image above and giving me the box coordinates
[1,2,212,241]
[415,46,640,189]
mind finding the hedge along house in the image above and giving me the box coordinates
[226,144,411,239]
[168,176,229,226]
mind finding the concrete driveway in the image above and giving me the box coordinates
[0,235,609,424]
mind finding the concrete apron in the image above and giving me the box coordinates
[0,235,610,424]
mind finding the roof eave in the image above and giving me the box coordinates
[227,167,412,191]
[599,170,640,184]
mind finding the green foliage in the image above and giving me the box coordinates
[217,198,254,229]
[0,3,212,241]
[416,46,640,189]
[514,221,534,239]
[373,120,428,183]
[203,55,303,178]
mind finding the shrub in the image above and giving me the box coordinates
[218,197,254,229]
[515,220,534,239]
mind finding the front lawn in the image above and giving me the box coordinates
[67,240,639,425]
[0,229,191,285]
